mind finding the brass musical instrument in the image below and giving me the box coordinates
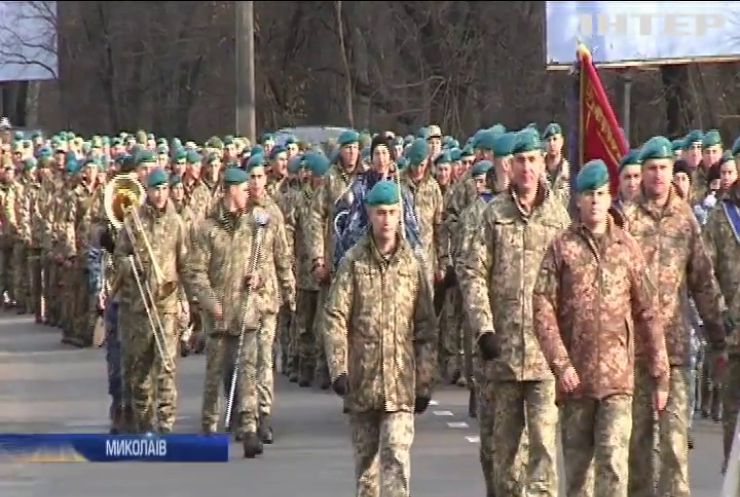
[104,173,175,373]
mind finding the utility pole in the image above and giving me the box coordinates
[235,1,256,145]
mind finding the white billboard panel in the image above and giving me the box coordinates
[546,1,740,68]
[0,1,58,81]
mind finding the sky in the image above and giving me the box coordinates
[0,1,58,82]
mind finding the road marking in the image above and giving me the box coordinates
[465,435,480,443]
[429,400,439,406]
[446,421,469,429]
[432,410,454,416]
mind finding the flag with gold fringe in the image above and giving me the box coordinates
[567,43,628,212]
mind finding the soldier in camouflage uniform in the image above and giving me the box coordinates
[0,159,20,306]
[323,180,437,497]
[182,150,213,220]
[541,123,570,207]
[113,168,188,434]
[460,129,570,497]
[624,136,729,497]
[532,159,670,497]
[186,165,294,457]
[16,158,43,319]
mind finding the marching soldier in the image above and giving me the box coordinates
[460,129,570,496]
[541,123,570,207]
[0,159,19,307]
[532,159,669,497]
[624,136,729,497]
[16,158,43,320]
[113,167,187,434]
[323,179,437,497]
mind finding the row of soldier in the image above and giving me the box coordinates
[0,122,735,497]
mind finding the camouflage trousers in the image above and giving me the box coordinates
[27,248,43,322]
[295,289,327,382]
[722,355,740,473]
[119,308,178,433]
[561,394,632,497]
[349,410,414,497]
[439,288,463,379]
[202,330,261,434]
[12,242,28,311]
[43,257,61,326]
[630,364,690,497]
[488,379,558,497]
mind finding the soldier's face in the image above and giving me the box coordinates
[287,143,299,157]
[511,151,543,191]
[372,145,391,171]
[720,161,738,191]
[273,153,288,177]
[619,165,641,201]
[229,183,249,210]
[703,145,722,167]
[435,163,452,186]
[546,135,563,155]
[148,184,169,209]
[673,172,691,199]
[171,184,185,201]
[368,205,400,240]
[427,137,442,156]
[642,159,673,198]
[340,143,359,165]
[249,166,267,197]
[577,185,611,226]
[686,143,701,168]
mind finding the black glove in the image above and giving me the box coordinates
[478,332,501,361]
[332,373,348,397]
[414,396,431,414]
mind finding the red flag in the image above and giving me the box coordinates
[577,45,628,195]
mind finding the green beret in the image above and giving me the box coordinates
[136,150,156,165]
[473,130,496,151]
[732,136,740,157]
[269,145,287,160]
[23,158,36,171]
[365,180,399,207]
[702,129,722,149]
[415,127,429,140]
[542,123,562,139]
[396,157,408,170]
[173,149,187,162]
[288,155,303,174]
[671,139,684,153]
[511,129,543,155]
[493,132,516,157]
[683,130,703,149]
[471,160,493,177]
[223,166,249,185]
[449,148,462,162]
[337,130,359,147]
[250,145,264,156]
[434,150,451,166]
[304,152,330,177]
[461,145,475,158]
[576,159,610,193]
[488,124,507,137]
[260,133,275,144]
[406,138,429,167]
[66,159,80,175]
[619,150,641,171]
[169,175,183,187]
[720,151,734,166]
[186,151,201,164]
[638,136,673,162]
[147,168,168,188]
[246,154,267,172]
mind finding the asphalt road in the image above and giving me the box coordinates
[0,310,729,496]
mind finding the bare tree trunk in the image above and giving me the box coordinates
[24,82,41,128]
[335,1,354,127]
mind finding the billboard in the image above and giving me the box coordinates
[0,1,58,81]
[546,1,740,68]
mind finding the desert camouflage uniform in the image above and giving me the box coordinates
[532,217,669,497]
[16,171,43,319]
[460,185,569,497]
[323,233,437,497]
[624,187,727,497]
[113,199,187,433]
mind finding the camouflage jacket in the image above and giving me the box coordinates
[323,233,437,412]
[113,200,187,314]
[703,184,740,355]
[454,194,495,280]
[184,179,213,221]
[16,180,42,247]
[532,218,669,401]
[288,185,320,291]
[185,198,295,334]
[460,184,570,381]
[400,169,445,274]
[544,157,570,208]
[623,187,726,364]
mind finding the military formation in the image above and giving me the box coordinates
[0,119,738,496]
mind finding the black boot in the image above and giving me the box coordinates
[242,432,263,458]
[468,388,477,418]
[259,414,273,444]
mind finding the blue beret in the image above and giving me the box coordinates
[365,180,399,207]
[246,153,267,172]
[471,160,493,177]
[638,136,673,162]
[65,158,81,174]
[304,153,330,177]
[338,130,359,147]
[169,175,183,187]
[406,138,429,167]
[576,159,610,193]
[511,129,543,155]
[147,168,169,188]
[35,147,52,159]
[619,150,641,171]
[493,133,516,157]
[702,129,722,149]
[223,166,249,185]
[683,130,703,149]
[542,123,562,139]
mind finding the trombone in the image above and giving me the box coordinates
[104,173,176,373]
